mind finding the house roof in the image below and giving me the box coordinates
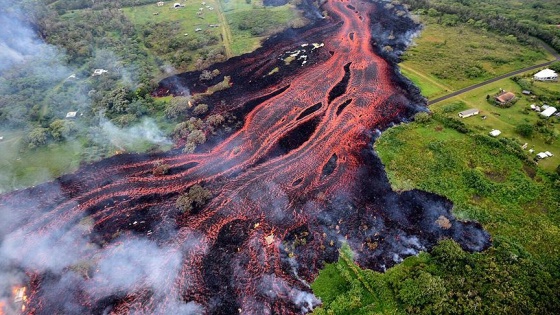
[541,107,557,117]
[496,92,515,103]
[534,68,557,78]
[459,109,479,115]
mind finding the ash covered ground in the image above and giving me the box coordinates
[0,1,490,314]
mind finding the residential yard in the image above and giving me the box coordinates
[400,16,556,99]
[430,72,559,172]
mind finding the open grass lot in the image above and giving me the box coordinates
[312,119,560,313]
[400,17,555,99]
[224,4,302,56]
[430,73,559,172]
[122,0,302,64]
[0,130,82,193]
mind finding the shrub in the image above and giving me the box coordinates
[515,123,534,138]
[414,112,431,123]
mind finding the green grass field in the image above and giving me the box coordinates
[430,73,559,172]
[312,118,560,313]
[0,131,82,193]
[400,16,555,99]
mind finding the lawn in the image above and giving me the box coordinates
[429,71,559,172]
[0,130,82,193]
[400,16,555,99]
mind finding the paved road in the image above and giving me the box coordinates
[428,42,560,105]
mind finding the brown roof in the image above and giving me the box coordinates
[496,92,515,103]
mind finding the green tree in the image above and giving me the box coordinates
[414,112,431,123]
[26,127,49,149]
[49,119,77,141]
[515,123,534,138]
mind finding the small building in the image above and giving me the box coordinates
[522,90,531,95]
[66,111,77,119]
[92,69,108,76]
[458,108,480,118]
[540,106,557,117]
[174,3,181,8]
[495,92,516,105]
[533,68,558,81]
[0,136,4,141]
[195,28,202,32]
[536,152,548,159]
[489,129,501,137]
[157,1,164,6]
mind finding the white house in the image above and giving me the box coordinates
[540,106,557,118]
[533,69,558,81]
[489,129,501,137]
[92,69,108,76]
[157,1,164,6]
[458,108,480,118]
[66,111,77,119]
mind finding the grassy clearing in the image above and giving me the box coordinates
[225,4,302,56]
[312,119,560,314]
[375,119,559,263]
[400,17,555,98]
[0,131,82,193]
[430,72,559,172]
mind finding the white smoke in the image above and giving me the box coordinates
[99,117,172,149]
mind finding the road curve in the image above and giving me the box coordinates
[428,42,560,105]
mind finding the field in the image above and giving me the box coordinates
[430,72,559,172]
[122,0,302,67]
[0,130,82,193]
[312,118,560,313]
[400,16,555,99]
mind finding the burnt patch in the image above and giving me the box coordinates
[321,153,338,177]
[336,98,353,116]
[296,102,322,121]
[327,62,352,104]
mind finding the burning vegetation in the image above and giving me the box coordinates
[0,1,490,314]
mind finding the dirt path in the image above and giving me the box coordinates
[429,42,559,105]
[213,0,233,59]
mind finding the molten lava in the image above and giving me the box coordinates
[0,1,490,314]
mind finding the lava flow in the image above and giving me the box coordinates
[0,1,490,314]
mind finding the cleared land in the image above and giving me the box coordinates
[400,17,555,99]
[123,0,302,67]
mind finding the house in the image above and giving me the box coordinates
[92,69,108,76]
[489,129,501,137]
[458,108,480,118]
[157,1,164,6]
[533,68,558,81]
[540,106,557,117]
[495,92,516,105]
[66,111,77,119]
